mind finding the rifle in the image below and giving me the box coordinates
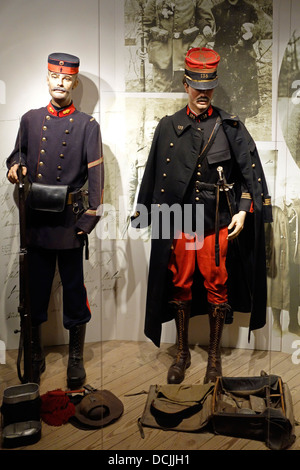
[15,157,33,383]
[139,0,146,92]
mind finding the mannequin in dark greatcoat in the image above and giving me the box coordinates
[132,48,272,384]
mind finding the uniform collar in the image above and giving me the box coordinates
[47,101,76,117]
[172,105,215,136]
[187,105,213,122]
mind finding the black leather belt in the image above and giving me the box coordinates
[195,181,216,192]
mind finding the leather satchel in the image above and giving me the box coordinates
[28,182,68,212]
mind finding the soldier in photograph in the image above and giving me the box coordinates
[266,193,300,336]
[143,0,214,91]
[211,0,261,121]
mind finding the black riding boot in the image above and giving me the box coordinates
[67,324,87,389]
[203,303,231,384]
[167,300,191,384]
[31,325,45,384]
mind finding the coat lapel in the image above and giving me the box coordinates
[171,107,204,170]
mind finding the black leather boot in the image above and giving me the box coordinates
[203,302,231,384]
[167,300,191,384]
[31,325,45,384]
[67,324,86,389]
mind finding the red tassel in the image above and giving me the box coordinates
[41,389,76,426]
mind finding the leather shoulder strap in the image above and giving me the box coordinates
[198,116,221,164]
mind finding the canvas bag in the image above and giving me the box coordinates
[138,383,214,435]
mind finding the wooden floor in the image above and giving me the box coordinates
[1,340,300,452]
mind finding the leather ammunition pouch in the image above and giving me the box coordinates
[149,27,169,42]
[28,183,68,212]
[182,26,200,42]
[138,373,296,450]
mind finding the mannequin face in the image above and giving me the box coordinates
[184,82,214,115]
[47,71,78,107]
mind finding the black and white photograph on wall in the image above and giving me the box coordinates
[266,191,300,338]
[124,0,272,137]
[260,142,300,340]
[270,26,300,340]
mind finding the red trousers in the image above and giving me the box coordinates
[168,227,228,304]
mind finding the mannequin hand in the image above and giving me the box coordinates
[7,163,27,184]
[227,211,246,240]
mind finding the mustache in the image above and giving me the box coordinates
[196,96,210,102]
[52,87,67,92]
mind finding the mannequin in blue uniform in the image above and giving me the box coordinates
[7,53,104,388]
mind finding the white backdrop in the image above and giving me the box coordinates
[0,0,299,360]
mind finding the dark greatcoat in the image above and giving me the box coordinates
[133,106,272,347]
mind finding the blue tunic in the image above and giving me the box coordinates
[7,102,104,250]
